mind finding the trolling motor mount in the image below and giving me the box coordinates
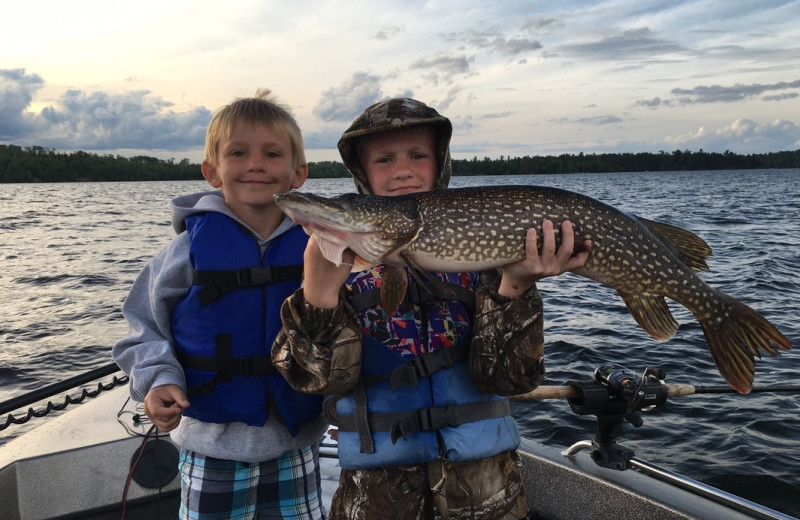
[565,365,668,471]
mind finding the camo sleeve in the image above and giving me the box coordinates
[469,271,545,395]
[271,288,363,395]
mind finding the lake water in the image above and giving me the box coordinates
[1,170,799,515]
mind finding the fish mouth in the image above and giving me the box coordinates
[274,190,391,265]
[274,191,379,234]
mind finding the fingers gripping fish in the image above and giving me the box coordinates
[274,185,792,394]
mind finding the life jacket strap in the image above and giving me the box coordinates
[353,380,375,454]
[391,344,469,389]
[359,343,470,391]
[180,334,278,399]
[337,399,511,445]
[193,265,303,305]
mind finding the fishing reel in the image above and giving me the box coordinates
[565,365,668,470]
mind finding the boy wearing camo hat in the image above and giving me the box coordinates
[275,98,590,519]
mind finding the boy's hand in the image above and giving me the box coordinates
[302,235,354,309]
[143,384,190,432]
[498,220,592,297]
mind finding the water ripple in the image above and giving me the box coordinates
[1,173,798,516]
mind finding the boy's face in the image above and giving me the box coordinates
[358,127,437,196]
[201,122,307,215]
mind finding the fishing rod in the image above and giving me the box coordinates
[512,382,800,400]
[510,364,800,472]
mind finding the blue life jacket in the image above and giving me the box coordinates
[335,272,520,470]
[171,212,321,436]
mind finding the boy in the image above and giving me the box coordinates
[113,89,328,519]
[273,98,590,519]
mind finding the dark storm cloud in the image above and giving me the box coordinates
[671,79,800,104]
[1,68,210,152]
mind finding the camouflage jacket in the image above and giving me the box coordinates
[271,269,545,397]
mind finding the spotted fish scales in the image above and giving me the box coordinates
[274,185,792,393]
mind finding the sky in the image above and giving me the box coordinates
[2,0,800,165]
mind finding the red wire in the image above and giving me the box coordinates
[121,424,157,520]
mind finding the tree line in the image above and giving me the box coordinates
[1,144,798,183]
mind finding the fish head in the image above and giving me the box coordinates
[274,191,422,266]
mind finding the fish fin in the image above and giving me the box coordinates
[618,291,679,340]
[315,236,348,266]
[697,297,792,394]
[640,218,712,272]
[399,251,457,298]
[380,265,408,316]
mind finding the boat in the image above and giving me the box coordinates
[1,363,797,520]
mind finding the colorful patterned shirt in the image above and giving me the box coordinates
[345,265,478,359]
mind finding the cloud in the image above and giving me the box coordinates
[372,24,402,41]
[1,68,210,152]
[560,27,685,60]
[763,92,799,102]
[550,115,624,125]
[521,17,561,32]
[635,79,800,108]
[634,97,673,108]
[665,118,800,152]
[441,27,542,58]
[409,53,477,85]
[576,115,624,125]
[312,72,386,123]
[672,79,800,104]
[434,86,463,112]
[479,111,515,120]
[495,37,543,57]
[0,68,44,138]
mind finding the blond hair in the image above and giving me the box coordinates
[204,88,306,168]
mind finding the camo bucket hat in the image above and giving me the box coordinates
[337,98,453,194]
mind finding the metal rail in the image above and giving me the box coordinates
[0,362,124,416]
[563,441,798,520]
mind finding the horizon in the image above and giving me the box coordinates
[3,2,800,163]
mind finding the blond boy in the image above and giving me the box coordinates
[114,90,327,519]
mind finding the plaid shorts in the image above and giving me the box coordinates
[179,445,326,519]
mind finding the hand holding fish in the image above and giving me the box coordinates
[498,220,592,298]
[302,235,355,309]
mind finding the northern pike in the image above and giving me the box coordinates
[274,185,792,393]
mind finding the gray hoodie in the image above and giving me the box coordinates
[112,190,327,462]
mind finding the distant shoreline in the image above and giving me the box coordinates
[1,144,798,183]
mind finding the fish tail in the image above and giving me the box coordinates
[699,297,792,394]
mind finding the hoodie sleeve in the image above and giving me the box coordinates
[112,233,193,402]
[469,270,545,396]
